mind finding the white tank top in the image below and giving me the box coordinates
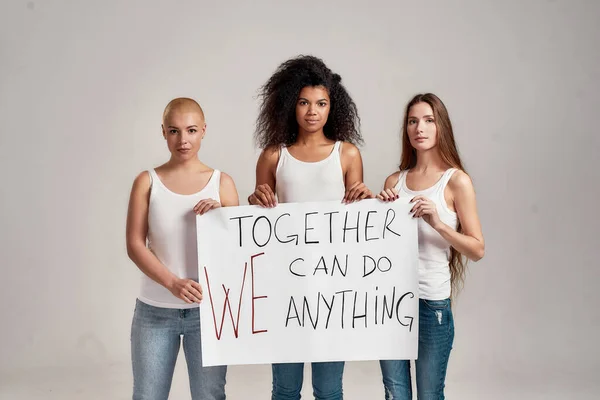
[395,168,458,300]
[139,168,221,309]
[275,141,346,203]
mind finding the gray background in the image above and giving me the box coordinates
[1,0,598,399]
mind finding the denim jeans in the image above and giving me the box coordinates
[131,299,227,400]
[379,298,454,400]
[271,361,345,400]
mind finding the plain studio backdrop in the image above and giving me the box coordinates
[1,0,598,399]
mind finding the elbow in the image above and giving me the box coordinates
[471,243,485,262]
[126,244,135,261]
[126,240,142,261]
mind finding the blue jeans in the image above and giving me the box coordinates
[272,361,345,400]
[380,298,454,400]
[131,299,227,400]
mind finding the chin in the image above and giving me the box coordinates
[172,152,197,160]
[411,142,436,152]
[303,126,324,134]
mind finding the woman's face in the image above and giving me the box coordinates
[295,85,330,134]
[162,109,206,161]
[406,102,438,151]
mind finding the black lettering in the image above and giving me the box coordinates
[383,209,401,239]
[304,212,319,244]
[313,256,328,275]
[364,210,378,241]
[230,215,253,247]
[289,258,305,277]
[302,294,320,329]
[374,286,379,325]
[321,294,335,329]
[274,213,299,245]
[324,211,339,244]
[285,296,301,327]
[331,254,348,277]
[382,287,396,324]
[377,256,392,273]
[335,290,353,329]
[343,211,360,243]
[252,216,272,247]
[396,292,415,332]
[363,255,377,277]
[352,291,368,328]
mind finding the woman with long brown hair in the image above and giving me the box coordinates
[377,93,485,399]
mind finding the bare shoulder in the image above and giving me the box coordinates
[132,170,151,191]
[255,145,279,169]
[448,169,475,194]
[219,171,237,188]
[262,145,281,160]
[218,170,239,206]
[340,141,361,158]
[128,171,152,211]
[384,170,402,189]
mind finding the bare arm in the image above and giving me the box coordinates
[126,172,179,290]
[126,172,202,303]
[219,172,240,207]
[415,170,485,261]
[248,146,279,207]
[382,172,401,190]
[340,142,373,202]
[377,172,401,201]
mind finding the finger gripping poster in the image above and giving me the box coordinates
[196,198,419,366]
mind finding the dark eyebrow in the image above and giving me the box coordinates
[298,98,328,102]
[408,115,434,119]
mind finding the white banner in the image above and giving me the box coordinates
[196,198,419,366]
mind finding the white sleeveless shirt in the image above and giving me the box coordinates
[276,141,346,203]
[139,168,221,309]
[395,168,458,300]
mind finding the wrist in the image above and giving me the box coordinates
[165,274,178,290]
[434,221,450,235]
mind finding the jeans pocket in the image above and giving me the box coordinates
[422,298,450,310]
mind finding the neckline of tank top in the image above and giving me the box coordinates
[282,141,340,165]
[150,168,218,197]
[400,168,456,193]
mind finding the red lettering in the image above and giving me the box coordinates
[251,252,268,334]
[204,262,248,340]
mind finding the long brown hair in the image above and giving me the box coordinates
[400,93,467,297]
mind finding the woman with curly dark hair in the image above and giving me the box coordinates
[248,55,372,400]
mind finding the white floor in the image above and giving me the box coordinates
[1,361,597,400]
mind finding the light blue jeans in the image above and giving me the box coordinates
[131,299,227,400]
[272,361,345,400]
[379,298,454,400]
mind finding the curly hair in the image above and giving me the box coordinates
[255,55,362,149]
